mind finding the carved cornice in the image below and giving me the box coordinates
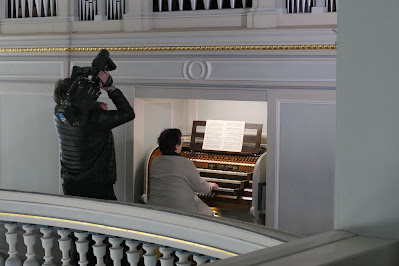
[0,45,337,53]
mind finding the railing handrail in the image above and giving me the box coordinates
[0,190,300,259]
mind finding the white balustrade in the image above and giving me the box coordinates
[40,227,56,266]
[1,222,221,265]
[74,231,90,266]
[8,0,57,18]
[193,254,209,265]
[5,223,21,266]
[142,243,157,266]
[159,247,174,266]
[57,229,72,266]
[175,250,190,266]
[22,224,39,266]
[126,240,140,266]
[109,237,124,266]
[156,0,250,12]
[92,234,106,266]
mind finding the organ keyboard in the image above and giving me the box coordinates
[142,121,266,222]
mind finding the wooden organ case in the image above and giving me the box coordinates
[142,121,266,223]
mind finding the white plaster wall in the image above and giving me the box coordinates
[335,0,399,239]
[0,94,60,194]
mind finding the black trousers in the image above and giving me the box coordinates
[63,180,117,200]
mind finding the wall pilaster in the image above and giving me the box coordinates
[247,0,278,28]
[312,0,327,13]
[123,0,153,31]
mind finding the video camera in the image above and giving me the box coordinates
[56,49,116,126]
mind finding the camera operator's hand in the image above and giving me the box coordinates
[98,70,113,91]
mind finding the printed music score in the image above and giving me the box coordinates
[202,120,245,152]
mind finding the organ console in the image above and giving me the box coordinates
[142,121,267,223]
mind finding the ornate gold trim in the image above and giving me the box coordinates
[0,45,336,53]
[0,211,237,257]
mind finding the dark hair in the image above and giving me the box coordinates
[54,78,74,105]
[158,128,182,154]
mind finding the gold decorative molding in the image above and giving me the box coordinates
[0,211,238,257]
[0,45,336,53]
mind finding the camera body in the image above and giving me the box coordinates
[56,49,116,126]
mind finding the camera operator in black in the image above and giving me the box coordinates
[54,71,135,200]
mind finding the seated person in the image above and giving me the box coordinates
[148,128,219,216]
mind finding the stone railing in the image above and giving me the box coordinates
[0,190,299,265]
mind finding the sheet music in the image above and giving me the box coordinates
[202,120,245,152]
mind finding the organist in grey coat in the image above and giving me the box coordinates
[148,128,219,216]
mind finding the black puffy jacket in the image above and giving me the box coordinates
[54,88,135,184]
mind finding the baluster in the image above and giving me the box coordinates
[175,250,190,266]
[296,0,300,13]
[92,234,106,266]
[203,0,210,9]
[217,0,222,9]
[335,0,338,12]
[57,229,72,266]
[22,224,39,266]
[0,253,4,265]
[74,231,89,266]
[230,0,235,8]
[43,0,49,16]
[190,0,197,10]
[40,227,55,266]
[159,247,173,266]
[35,0,42,16]
[193,255,208,265]
[125,240,140,266]
[5,223,22,266]
[109,237,123,266]
[142,244,157,266]
[307,0,311,12]
[242,0,246,8]
[167,0,172,11]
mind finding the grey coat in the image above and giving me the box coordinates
[148,155,214,216]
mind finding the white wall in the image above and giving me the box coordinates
[0,94,60,194]
[335,0,399,238]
